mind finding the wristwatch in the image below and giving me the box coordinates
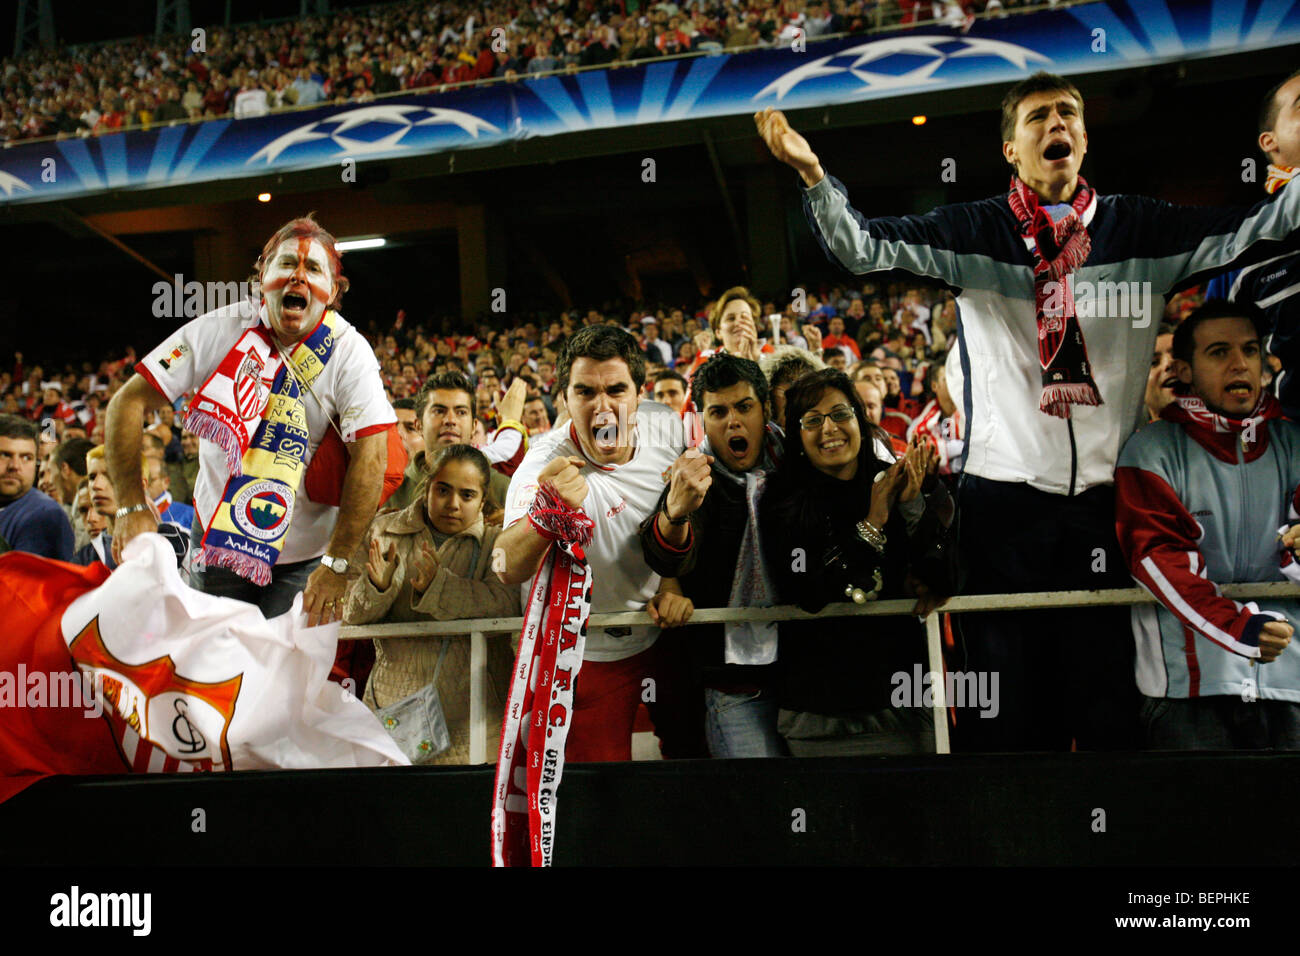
[321,554,348,574]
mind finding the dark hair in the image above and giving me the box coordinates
[1172,299,1269,366]
[54,437,94,477]
[0,413,37,445]
[690,353,768,413]
[1259,69,1300,137]
[416,370,477,420]
[653,369,688,391]
[767,352,820,392]
[925,359,947,394]
[392,397,416,412]
[422,443,495,512]
[780,369,877,469]
[1000,71,1085,144]
[555,325,646,396]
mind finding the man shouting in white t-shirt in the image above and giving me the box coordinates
[105,215,394,626]
[497,325,691,761]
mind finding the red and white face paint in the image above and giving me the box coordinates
[260,237,336,345]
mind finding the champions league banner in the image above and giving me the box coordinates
[1,0,1299,205]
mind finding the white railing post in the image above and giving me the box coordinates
[926,614,950,754]
[470,631,486,765]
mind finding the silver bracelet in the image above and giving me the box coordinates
[856,519,886,552]
[113,503,152,519]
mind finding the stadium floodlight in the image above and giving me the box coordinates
[336,237,386,251]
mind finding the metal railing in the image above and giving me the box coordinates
[340,580,1300,762]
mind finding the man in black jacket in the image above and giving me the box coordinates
[640,353,787,757]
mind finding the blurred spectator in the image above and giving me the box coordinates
[1144,322,1179,424]
[0,414,73,560]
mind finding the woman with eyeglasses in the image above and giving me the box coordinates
[760,368,959,756]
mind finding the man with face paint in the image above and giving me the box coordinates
[106,216,395,625]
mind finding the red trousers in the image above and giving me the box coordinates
[564,646,656,763]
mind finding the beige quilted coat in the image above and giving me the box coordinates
[343,498,519,765]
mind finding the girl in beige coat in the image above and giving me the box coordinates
[344,444,520,765]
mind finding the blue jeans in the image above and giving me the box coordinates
[704,688,788,758]
[189,519,316,618]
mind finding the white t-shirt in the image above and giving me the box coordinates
[138,301,395,564]
[504,402,685,662]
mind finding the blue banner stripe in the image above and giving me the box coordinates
[1138,0,1185,56]
[526,77,587,131]
[575,70,617,128]
[170,119,230,181]
[664,55,728,121]
[637,61,678,125]
[1245,0,1297,44]
[1209,0,1247,47]
[1066,4,1151,60]
[53,138,104,191]
[99,130,129,188]
[146,124,186,183]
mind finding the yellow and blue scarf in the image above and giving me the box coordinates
[186,309,339,585]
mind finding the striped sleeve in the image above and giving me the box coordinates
[1115,464,1274,659]
[801,173,971,287]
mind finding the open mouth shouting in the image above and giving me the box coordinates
[280,288,310,319]
[727,434,749,458]
[592,412,621,456]
[1043,138,1072,163]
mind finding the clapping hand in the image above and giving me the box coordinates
[410,540,441,594]
[898,434,937,503]
[367,539,398,591]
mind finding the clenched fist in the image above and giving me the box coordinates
[664,447,714,521]
[538,455,588,510]
[1259,620,1293,664]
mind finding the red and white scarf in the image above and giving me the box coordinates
[491,484,594,867]
[1007,176,1102,418]
[1266,163,1298,196]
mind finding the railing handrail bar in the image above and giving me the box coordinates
[338,580,1300,639]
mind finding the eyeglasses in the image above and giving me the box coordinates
[799,404,855,431]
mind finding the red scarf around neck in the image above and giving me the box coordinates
[1007,176,1102,419]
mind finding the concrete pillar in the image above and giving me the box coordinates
[192,229,250,285]
[456,203,507,323]
[744,165,789,300]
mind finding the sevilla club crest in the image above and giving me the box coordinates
[234,349,268,421]
[69,617,243,773]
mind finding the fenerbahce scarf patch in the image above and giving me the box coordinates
[186,309,339,586]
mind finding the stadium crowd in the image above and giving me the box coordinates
[0,270,1213,762]
[1,0,1044,142]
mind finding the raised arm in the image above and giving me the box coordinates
[495,455,588,586]
[105,374,169,552]
[755,108,968,287]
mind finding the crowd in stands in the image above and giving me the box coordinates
[0,271,1218,762]
[0,0,1050,142]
